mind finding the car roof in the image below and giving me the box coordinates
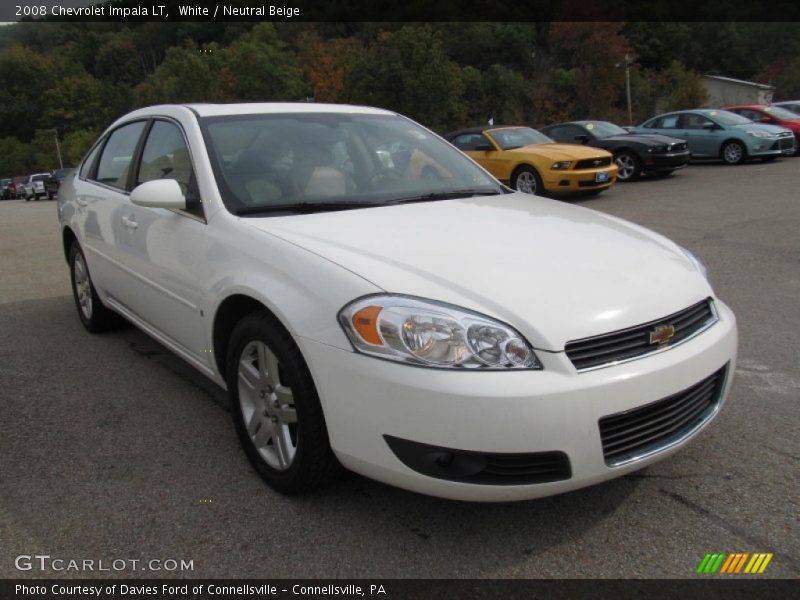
[120,102,394,121]
[723,104,767,110]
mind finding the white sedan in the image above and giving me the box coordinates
[58,103,737,502]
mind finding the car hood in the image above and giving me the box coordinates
[731,122,792,135]
[245,193,713,351]
[509,143,611,161]
[602,133,687,146]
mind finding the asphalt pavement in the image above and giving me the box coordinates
[0,159,798,579]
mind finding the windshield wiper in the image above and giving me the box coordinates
[234,189,504,215]
[385,189,504,205]
[235,200,386,216]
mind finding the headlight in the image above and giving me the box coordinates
[647,145,667,153]
[338,295,542,370]
[746,130,773,139]
[680,246,708,280]
[551,161,572,170]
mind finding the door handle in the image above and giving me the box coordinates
[121,215,138,230]
[76,197,88,207]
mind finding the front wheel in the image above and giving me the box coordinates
[721,141,746,165]
[227,311,341,495]
[614,151,641,181]
[511,165,543,195]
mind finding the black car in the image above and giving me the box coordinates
[0,178,12,200]
[46,167,75,199]
[540,121,690,181]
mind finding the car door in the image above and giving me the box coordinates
[681,113,723,157]
[115,118,210,364]
[76,120,148,302]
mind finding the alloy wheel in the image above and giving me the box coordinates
[237,341,298,470]
[723,143,743,164]
[615,154,636,180]
[72,253,93,320]
[515,171,537,194]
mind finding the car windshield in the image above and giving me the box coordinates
[200,112,503,215]
[488,127,554,149]
[701,110,752,126]
[763,106,800,121]
[580,122,628,138]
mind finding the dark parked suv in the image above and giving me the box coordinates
[46,168,75,199]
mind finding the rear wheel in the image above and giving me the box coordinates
[69,242,123,333]
[511,165,543,195]
[227,311,341,495]
[614,151,641,181]
[721,141,746,165]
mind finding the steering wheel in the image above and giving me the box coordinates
[368,167,405,188]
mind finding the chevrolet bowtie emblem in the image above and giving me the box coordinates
[650,324,676,346]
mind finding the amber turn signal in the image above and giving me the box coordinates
[352,306,383,346]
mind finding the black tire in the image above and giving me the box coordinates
[69,242,124,333]
[614,150,641,181]
[511,165,544,195]
[227,311,341,495]
[721,140,746,165]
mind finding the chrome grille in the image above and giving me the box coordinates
[565,298,717,372]
[599,364,728,466]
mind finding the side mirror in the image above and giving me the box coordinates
[473,144,494,152]
[130,179,186,210]
[574,134,590,144]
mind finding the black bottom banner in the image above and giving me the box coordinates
[2,579,797,600]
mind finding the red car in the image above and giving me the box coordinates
[724,104,800,155]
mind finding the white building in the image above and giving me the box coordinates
[702,75,775,107]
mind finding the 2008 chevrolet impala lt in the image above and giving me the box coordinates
[58,103,737,501]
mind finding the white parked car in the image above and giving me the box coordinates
[58,103,737,502]
[24,172,51,200]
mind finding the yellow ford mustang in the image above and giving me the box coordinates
[445,126,618,196]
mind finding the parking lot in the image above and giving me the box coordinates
[0,159,798,579]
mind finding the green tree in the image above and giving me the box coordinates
[134,42,227,105]
[344,26,466,131]
[0,46,54,140]
[659,61,708,112]
[222,23,308,101]
[41,73,126,135]
[0,137,34,175]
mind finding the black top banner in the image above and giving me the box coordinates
[6,0,800,23]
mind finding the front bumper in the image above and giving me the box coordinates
[643,150,691,171]
[542,165,618,194]
[747,136,795,157]
[300,300,737,501]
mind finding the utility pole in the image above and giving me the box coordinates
[54,131,63,169]
[625,53,633,127]
[47,129,63,169]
